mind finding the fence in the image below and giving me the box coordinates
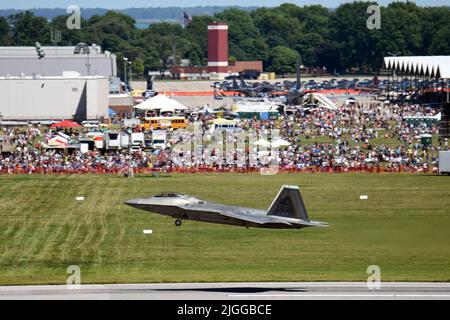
[0,165,437,175]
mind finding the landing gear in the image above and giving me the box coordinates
[175,219,182,227]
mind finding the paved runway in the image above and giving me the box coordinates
[1,282,450,300]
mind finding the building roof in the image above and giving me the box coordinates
[0,75,107,80]
[228,61,263,73]
[383,56,450,79]
[0,45,106,57]
[134,94,187,111]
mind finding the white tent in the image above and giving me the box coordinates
[253,139,271,147]
[134,94,187,111]
[383,56,450,79]
[311,93,337,110]
[271,138,291,148]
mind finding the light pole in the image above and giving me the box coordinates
[387,52,401,100]
[129,61,133,92]
[123,57,128,92]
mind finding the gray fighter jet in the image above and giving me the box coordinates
[125,185,328,229]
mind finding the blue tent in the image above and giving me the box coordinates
[108,108,117,117]
[260,112,269,120]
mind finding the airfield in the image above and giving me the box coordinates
[1,282,450,300]
[0,173,449,288]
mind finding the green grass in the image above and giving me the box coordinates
[0,173,449,285]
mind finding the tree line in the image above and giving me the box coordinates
[0,6,258,21]
[0,1,449,78]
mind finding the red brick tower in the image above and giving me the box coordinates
[207,22,229,75]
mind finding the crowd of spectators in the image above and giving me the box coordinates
[0,100,447,174]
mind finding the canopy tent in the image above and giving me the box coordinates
[51,120,81,128]
[383,56,450,79]
[134,94,187,111]
[212,118,237,126]
[254,138,291,148]
[108,108,117,117]
[271,138,291,148]
[253,139,271,147]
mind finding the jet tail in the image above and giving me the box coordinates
[267,185,310,221]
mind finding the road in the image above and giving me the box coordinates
[0,282,449,300]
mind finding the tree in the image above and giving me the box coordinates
[48,15,86,46]
[239,37,269,62]
[184,15,214,60]
[85,11,136,43]
[253,11,302,48]
[214,8,259,48]
[3,3,449,76]
[298,5,331,36]
[419,6,450,55]
[0,16,12,45]
[429,27,450,55]
[295,33,326,67]
[329,1,380,72]
[186,43,203,66]
[267,46,300,76]
[377,2,423,56]
[9,11,50,45]
[147,22,183,37]
[131,58,145,78]
[144,50,163,73]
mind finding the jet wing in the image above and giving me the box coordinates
[217,211,293,225]
[184,203,326,227]
[219,211,328,227]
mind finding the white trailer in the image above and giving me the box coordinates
[439,151,450,175]
[120,133,130,148]
[130,132,145,152]
[106,131,121,150]
[152,130,167,150]
[85,132,105,149]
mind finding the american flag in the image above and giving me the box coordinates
[183,11,192,27]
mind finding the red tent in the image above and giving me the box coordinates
[51,120,81,128]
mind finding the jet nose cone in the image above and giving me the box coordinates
[124,199,141,208]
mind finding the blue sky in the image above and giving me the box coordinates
[0,0,448,10]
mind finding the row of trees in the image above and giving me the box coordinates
[0,2,449,78]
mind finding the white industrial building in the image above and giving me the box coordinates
[0,44,117,77]
[0,74,109,121]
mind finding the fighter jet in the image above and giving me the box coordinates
[125,185,328,229]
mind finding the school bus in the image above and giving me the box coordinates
[142,117,187,130]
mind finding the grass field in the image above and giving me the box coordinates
[0,173,449,285]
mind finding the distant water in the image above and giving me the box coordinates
[135,23,150,29]
[134,19,181,29]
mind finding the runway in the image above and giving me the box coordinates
[0,282,450,300]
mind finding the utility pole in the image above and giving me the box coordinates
[129,61,132,91]
[123,57,128,92]
[296,56,303,91]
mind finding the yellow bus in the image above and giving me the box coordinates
[143,117,187,130]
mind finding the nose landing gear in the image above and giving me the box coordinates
[175,219,182,227]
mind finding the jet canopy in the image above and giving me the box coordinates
[153,192,185,198]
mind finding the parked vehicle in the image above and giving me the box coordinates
[105,131,122,150]
[143,117,187,130]
[152,130,167,150]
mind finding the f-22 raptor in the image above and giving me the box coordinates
[125,185,328,229]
